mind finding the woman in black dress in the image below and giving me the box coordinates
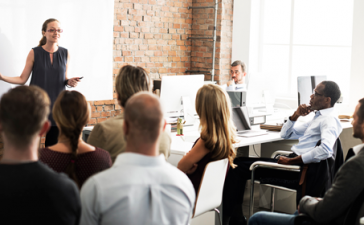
[0,18,81,146]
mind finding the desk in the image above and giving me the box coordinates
[168,118,355,166]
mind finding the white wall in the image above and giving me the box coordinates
[0,0,114,101]
[232,0,364,114]
[349,0,364,111]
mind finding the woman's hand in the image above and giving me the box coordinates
[0,72,3,81]
[67,77,82,87]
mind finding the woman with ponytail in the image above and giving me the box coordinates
[39,90,112,188]
[0,18,81,147]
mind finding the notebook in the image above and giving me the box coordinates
[232,106,268,137]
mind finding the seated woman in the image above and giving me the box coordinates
[39,91,112,188]
[87,65,171,162]
[177,84,238,194]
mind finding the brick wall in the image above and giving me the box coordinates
[190,0,233,84]
[0,0,234,153]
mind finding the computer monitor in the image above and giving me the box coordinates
[297,75,327,106]
[160,75,205,117]
[227,90,247,107]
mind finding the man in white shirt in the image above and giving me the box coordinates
[224,60,247,91]
[80,92,195,225]
[223,81,343,225]
[249,98,364,225]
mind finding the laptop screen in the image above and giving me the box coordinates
[232,106,251,132]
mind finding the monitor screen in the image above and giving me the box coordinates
[297,75,327,106]
[160,75,205,117]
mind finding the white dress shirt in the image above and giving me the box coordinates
[80,153,195,225]
[280,107,342,164]
[352,143,364,155]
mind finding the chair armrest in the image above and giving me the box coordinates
[294,213,316,225]
[249,161,300,172]
[271,150,293,158]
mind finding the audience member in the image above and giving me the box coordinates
[177,84,238,193]
[80,92,195,225]
[249,97,364,225]
[223,81,343,225]
[0,86,80,224]
[39,90,112,188]
[87,65,171,162]
[225,60,247,90]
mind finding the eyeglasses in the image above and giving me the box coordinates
[47,29,63,33]
[312,90,324,97]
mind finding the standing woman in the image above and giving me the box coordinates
[0,18,81,146]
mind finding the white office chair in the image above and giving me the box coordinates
[249,151,300,217]
[192,158,229,225]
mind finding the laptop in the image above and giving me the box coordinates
[232,106,268,137]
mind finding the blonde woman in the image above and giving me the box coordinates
[177,84,238,193]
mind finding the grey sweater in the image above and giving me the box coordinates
[299,146,364,224]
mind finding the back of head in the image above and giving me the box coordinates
[231,60,246,73]
[195,84,237,167]
[0,86,50,148]
[115,65,151,108]
[321,81,341,107]
[52,90,90,187]
[124,92,163,148]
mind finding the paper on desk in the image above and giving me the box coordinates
[166,117,178,124]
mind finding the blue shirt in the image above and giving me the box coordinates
[280,107,342,164]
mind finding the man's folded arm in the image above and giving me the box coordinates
[280,119,310,139]
[301,120,341,164]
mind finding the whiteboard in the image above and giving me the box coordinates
[0,0,114,101]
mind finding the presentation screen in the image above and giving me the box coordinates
[0,0,114,101]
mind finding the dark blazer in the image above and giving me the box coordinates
[299,146,364,225]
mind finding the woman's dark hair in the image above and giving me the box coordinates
[38,18,59,46]
[321,81,341,107]
[52,90,90,188]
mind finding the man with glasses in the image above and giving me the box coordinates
[223,81,343,225]
[249,97,364,225]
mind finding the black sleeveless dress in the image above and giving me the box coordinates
[30,46,67,126]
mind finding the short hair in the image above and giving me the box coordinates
[231,60,246,73]
[0,86,50,147]
[357,98,364,124]
[115,65,151,108]
[321,81,341,107]
[124,92,163,143]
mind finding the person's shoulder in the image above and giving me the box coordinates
[36,162,78,190]
[58,46,68,51]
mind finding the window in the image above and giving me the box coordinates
[250,0,354,99]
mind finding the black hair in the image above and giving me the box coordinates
[358,98,364,123]
[321,81,341,107]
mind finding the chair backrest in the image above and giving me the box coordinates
[192,158,229,218]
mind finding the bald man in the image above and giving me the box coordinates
[80,92,195,225]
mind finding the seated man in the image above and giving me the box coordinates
[249,98,364,225]
[87,65,171,162]
[223,81,343,225]
[80,92,195,225]
[0,86,80,225]
[223,60,247,91]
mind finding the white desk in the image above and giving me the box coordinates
[168,118,354,166]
